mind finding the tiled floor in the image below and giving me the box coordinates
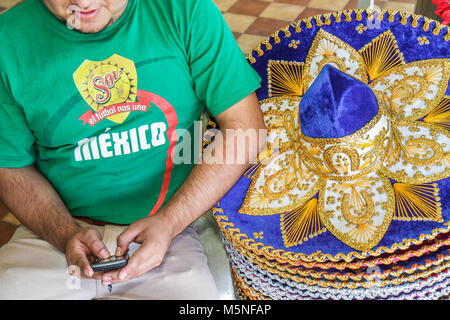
[215,0,417,53]
[2,0,417,54]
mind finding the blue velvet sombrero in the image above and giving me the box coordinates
[211,7,450,261]
[206,8,450,299]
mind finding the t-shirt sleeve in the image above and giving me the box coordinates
[186,0,261,118]
[0,76,36,168]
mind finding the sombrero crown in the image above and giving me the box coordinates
[299,64,379,139]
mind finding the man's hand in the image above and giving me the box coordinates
[101,213,177,285]
[65,227,111,279]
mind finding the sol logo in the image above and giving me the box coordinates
[92,69,123,104]
[73,54,138,125]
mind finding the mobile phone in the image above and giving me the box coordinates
[90,254,129,272]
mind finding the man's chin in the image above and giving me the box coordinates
[75,21,110,34]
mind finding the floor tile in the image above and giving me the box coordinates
[308,0,350,11]
[237,34,268,54]
[344,0,359,10]
[214,0,239,12]
[228,0,270,16]
[297,7,332,20]
[232,31,242,41]
[246,17,291,36]
[391,0,416,3]
[384,1,415,12]
[374,0,388,9]
[275,0,312,6]
[260,2,305,21]
[222,12,257,33]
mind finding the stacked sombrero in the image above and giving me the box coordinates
[206,8,450,300]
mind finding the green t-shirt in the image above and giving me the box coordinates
[0,0,261,224]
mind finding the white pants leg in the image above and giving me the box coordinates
[0,220,218,300]
[0,223,97,299]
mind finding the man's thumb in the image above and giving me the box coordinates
[115,227,139,256]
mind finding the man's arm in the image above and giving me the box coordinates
[0,165,110,277]
[104,92,266,284]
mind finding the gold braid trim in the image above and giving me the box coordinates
[332,12,342,23]
[355,9,365,21]
[423,17,434,32]
[229,242,450,289]
[343,10,353,22]
[315,15,324,27]
[227,238,450,289]
[411,14,421,28]
[281,25,291,38]
[247,9,450,64]
[232,270,269,300]
[262,38,272,51]
[399,12,409,25]
[388,10,397,23]
[227,238,450,287]
[212,205,450,264]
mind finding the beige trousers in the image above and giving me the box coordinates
[0,219,218,300]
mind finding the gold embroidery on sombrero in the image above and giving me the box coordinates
[264,30,449,122]
[267,60,304,97]
[418,36,430,45]
[280,197,326,248]
[380,120,450,184]
[384,124,403,167]
[423,96,450,130]
[243,161,264,179]
[302,29,368,93]
[253,231,264,240]
[370,59,450,122]
[288,40,300,49]
[201,113,218,149]
[355,23,368,34]
[264,108,300,150]
[393,183,443,222]
[298,111,390,182]
[239,98,322,216]
[358,29,405,81]
[238,148,323,216]
[318,172,395,252]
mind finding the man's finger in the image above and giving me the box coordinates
[71,252,94,278]
[101,270,118,284]
[117,242,164,281]
[81,229,110,259]
[115,226,141,256]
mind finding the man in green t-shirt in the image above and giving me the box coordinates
[0,0,265,299]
